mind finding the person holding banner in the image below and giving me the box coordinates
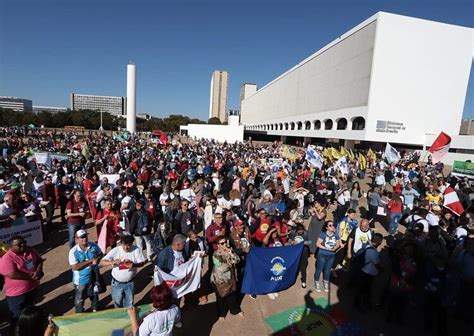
[211,237,244,319]
[314,221,341,292]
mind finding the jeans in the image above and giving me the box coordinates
[389,213,402,235]
[68,222,85,249]
[314,252,335,282]
[6,289,37,321]
[134,235,153,261]
[350,200,359,211]
[74,284,98,313]
[111,278,134,308]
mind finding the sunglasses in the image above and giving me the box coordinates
[219,241,227,245]
[327,224,334,227]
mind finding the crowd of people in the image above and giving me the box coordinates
[0,126,472,336]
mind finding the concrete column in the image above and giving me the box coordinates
[126,63,136,133]
[304,137,312,145]
[344,139,355,149]
[281,135,287,143]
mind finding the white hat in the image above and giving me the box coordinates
[232,198,241,207]
[75,229,88,238]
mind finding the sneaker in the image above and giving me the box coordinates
[273,292,279,298]
[301,282,307,289]
[315,282,321,292]
[250,294,257,300]
[323,280,329,292]
[175,321,183,328]
[267,293,276,300]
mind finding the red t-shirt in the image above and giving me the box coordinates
[253,219,272,243]
[388,199,403,213]
[66,199,87,225]
[0,249,41,296]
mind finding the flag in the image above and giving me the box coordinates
[367,148,376,161]
[97,220,108,253]
[443,187,465,216]
[282,145,298,161]
[241,244,303,295]
[305,145,323,169]
[428,131,451,163]
[336,156,349,175]
[81,142,90,160]
[323,148,331,159]
[384,143,400,164]
[340,146,351,160]
[349,149,355,162]
[330,147,342,160]
[358,153,367,170]
[154,256,202,298]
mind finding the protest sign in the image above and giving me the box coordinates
[0,217,43,246]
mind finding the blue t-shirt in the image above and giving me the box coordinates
[318,232,340,256]
[68,243,103,286]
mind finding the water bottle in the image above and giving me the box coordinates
[93,284,99,294]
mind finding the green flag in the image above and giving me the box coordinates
[81,142,90,160]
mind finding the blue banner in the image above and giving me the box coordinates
[241,244,303,295]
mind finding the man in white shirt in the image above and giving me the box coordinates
[375,171,386,189]
[100,235,145,308]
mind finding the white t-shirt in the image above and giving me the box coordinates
[172,250,185,272]
[103,245,145,282]
[138,305,181,336]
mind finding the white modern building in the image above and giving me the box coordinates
[0,97,33,112]
[70,93,126,116]
[33,106,68,113]
[241,12,473,161]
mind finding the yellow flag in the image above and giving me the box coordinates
[358,153,367,170]
[330,147,342,160]
[367,148,376,161]
[323,148,331,159]
[349,149,355,161]
[340,146,350,159]
[281,145,298,161]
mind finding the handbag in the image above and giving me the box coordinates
[87,266,106,296]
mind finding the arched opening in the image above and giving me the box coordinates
[324,119,333,130]
[337,118,348,130]
[352,117,366,130]
[290,122,295,130]
[305,121,311,130]
[297,122,303,130]
[279,123,283,130]
[314,120,321,130]
[284,123,289,130]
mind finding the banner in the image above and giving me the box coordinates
[305,146,323,169]
[241,244,303,295]
[452,161,474,176]
[52,304,151,336]
[99,174,120,188]
[0,217,43,246]
[153,255,202,298]
[428,131,451,163]
[281,145,298,161]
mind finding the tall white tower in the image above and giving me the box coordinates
[126,63,136,133]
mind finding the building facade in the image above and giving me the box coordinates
[241,12,473,150]
[33,106,68,113]
[0,97,33,112]
[70,93,126,116]
[209,70,229,123]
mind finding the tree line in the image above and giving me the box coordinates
[0,108,216,132]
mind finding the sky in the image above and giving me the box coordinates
[0,0,473,121]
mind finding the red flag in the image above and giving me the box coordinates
[159,131,168,145]
[428,132,451,163]
[443,187,464,216]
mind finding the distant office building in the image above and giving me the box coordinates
[209,70,229,123]
[33,106,68,114]
[460,119,474,135]
[239,83,257,111]
[70,93,126,116]
[0,96,33,112]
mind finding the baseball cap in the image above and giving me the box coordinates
[76,229,88,238]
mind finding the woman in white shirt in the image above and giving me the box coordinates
[128,284,182,336]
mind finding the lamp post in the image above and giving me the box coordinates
[99,110,103,131]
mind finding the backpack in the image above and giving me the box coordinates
[135,210,150,236]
